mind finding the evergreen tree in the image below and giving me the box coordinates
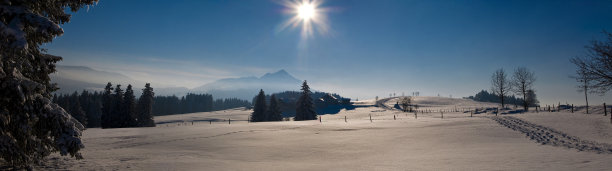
[101,82,114,128]
[267,94,283,121]
[0,0,97,168]
[137,83,156,127]
[525,89,539,107]
[82,90,102,128]
[121,85,137,127]
[251,89,267,122]
[110,85,124,128]
[295,81,317,121]
[70,92,87,127]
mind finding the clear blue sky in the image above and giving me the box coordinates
[46,0,612,105]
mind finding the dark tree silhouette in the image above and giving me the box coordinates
[571,31,612,94]
[212,98,251,111]
[399,96,412,112]
[525,89,539,107]
[267,94,283,121]
[70,92,87,127]
[0,0,97,168]
[101,82,114,128]
[295,81,317,121]
[491,69,511,108]
[150,94,216,116]
[137,83,156,127]
[251,89,267,122]
[511,67,536,111]
[110,85,124,128]
[121,85,137,127]
[467,90,525,106]
[572,54,600,114]
[82,90,103,128]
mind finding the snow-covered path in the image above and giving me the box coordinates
[37,97,612,170]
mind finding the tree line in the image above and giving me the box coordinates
[56,83,157,129]
[251,80,318,122]
[489,67,539,110]
[100,82,155,128]
[54,85,252,127]
[152,93,212,116]
[252,90,351,117]
[467,90,537,107]
[152,94,249,116]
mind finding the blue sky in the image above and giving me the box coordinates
[46,0,612,105]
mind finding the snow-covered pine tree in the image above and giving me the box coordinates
[295,81,317,121]
[70,92,87,127]
[122,85,137,127]
[267,94,283,121]
[0,0,97,168]
[101,82,113,128]
[251,89,267,122]
[137,83,156,127]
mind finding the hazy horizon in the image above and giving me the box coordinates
[44,0,612,105]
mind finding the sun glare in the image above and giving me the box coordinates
[279,0,329,38]
[298,4,315,20]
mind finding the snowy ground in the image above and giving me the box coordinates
[36,97,612,170]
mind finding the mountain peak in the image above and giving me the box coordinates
[275,69,288,75]
[260,69,297,80]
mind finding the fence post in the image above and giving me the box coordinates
[470,110,473,117]
[229,118,231,124]
[394,115,396,120]
[604,103,607,116]
[370,114,372,122]
[571,104,574,113]
[345,116,347,122]
[320,116,322,123]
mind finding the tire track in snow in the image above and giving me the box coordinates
[492,116,612,154]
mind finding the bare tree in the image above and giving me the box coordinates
[399,96,412,112]
[571,66,594,114]
[570,31,612,94]
[491,68,511,108]
[511,67,536,111]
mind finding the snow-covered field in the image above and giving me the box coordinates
[38,97,612,170]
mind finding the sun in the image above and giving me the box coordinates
[298,3,315,20]
[278,0,329,38]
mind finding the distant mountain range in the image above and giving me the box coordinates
[191,69,302,100]
[51,66,303,101]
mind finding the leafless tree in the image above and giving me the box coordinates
[491,68,511,108]
[511,67,536,111]
[571,66,595,114]
[570,31,612,94]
